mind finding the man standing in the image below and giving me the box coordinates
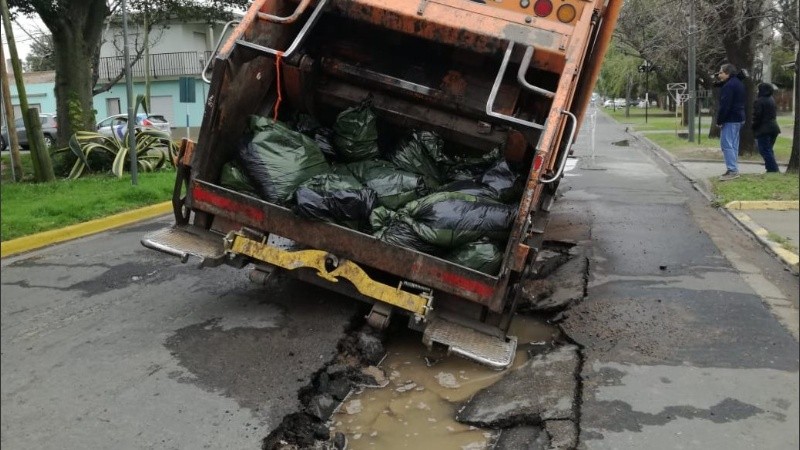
[715,63,746,181]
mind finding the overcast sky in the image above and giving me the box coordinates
[3,13,46,63]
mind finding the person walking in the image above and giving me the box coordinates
[715,63,746,181]
[751,82,781,173]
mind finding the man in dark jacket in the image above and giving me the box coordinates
[752,83,781,173]
[715,63,746,181]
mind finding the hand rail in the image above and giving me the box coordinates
[539,110,577,184]
[517,46,555,98]
[257,0,312,23]
[235,0,327,57]
[201,20,240,84]
[485,41,545,130]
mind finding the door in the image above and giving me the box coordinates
[149,95,175,127]
[106,98,121,116]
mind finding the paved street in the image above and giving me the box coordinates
[0,219,359,449]
[1,111,798,449]
[559,111,799,448]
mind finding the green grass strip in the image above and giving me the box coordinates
[711,173,799,205]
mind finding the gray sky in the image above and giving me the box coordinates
[3,14,46,63]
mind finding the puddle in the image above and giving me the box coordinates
[330,315,561,449]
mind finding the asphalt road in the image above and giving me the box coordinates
[2,110,798,450]
[558,110,799,448]
[0,217,359,449]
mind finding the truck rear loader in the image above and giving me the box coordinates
[142,0,621,369]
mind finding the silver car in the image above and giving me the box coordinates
[1,113,58,150]
[96,113,172,140]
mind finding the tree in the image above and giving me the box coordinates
[9,0,248,147]
[767,0,798,173]
[18,24,55,72]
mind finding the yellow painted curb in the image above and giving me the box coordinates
[730,210,800,271]
[725,200,800,211]
[1,202,173,258]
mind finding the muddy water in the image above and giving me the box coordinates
[331,315,561,449]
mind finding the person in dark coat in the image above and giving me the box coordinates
[751,83,781,173]
[714,63,746,181]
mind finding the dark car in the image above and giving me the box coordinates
[1,113,58,150]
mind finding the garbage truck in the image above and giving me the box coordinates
[142,0,620,369]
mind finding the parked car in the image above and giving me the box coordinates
[602,99,615,108]
[1,113,58,150]
[96,113,172,139]
[613,98,627,107]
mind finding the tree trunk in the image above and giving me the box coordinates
[787,47,799,174]
[39,0,109,146]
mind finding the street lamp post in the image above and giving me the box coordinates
[638,60,656,123]
[122,0,138,185]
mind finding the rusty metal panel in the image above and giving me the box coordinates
[188,179,507,309]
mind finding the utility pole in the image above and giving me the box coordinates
[144,3,151,110]
[122,0,138,185]
[0,29,22,181]
[1,0,54,182]
[687,0,697,142]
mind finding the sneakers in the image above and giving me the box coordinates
[718,170,740,181]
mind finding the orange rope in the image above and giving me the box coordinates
[273,51,284,121]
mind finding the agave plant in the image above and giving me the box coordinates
[59,127,178,179]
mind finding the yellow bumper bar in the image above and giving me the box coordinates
[224,232,432,317]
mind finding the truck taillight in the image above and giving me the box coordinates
[533,0,553,16]
[556,4,576,22]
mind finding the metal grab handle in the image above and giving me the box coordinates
[257,0,312,23]
[202,20,240,84]
[236,0,327,58]
[540,110,577,184]
[486,41,545,130]
[517,46,555,98]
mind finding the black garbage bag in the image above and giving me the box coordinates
[371,207,440,254]
[436,179,500,201]
[389,130,444,188]
[333,99,380,162]
[292,113,336,159]
[345,160,427,210]
[294,173,377,230]
[479,160,523,203]
[219,161,257,196]
[440,147,502,182]
[444,239,503,275]
[236,116,329,204]
[398,192,516,248]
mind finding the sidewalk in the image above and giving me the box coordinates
[633,136,800,273]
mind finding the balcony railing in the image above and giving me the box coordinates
[97,51,214,81]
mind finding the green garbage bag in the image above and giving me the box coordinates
[236,116,329,204]
[219,161,257,196]
[436,179,500,201]
[389,130,444,188]
[440,147,502,182]
[398,192,516,248]
[294,173,377,230]
[444,239,503,275]
[370,207,440,254]
[333,99,380,162]
[345,160,427,210]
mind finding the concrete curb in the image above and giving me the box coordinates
[628,131,799,275]
[725,200,800,211]
[1,202,172,259]
[727,209,800,272]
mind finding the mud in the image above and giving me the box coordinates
[261,242,589,450]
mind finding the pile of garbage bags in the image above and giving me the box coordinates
[219,100,523,275]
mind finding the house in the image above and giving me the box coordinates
[4,16,234,137]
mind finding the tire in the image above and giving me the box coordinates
[43,135,54,149]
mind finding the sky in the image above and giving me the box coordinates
[3,13,47,64]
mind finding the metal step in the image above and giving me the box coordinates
[422,314,517,370]
[141,225,226,266]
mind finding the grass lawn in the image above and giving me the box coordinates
[710,173,799,205]
[1,166,176,241]
[605,108,794,163]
